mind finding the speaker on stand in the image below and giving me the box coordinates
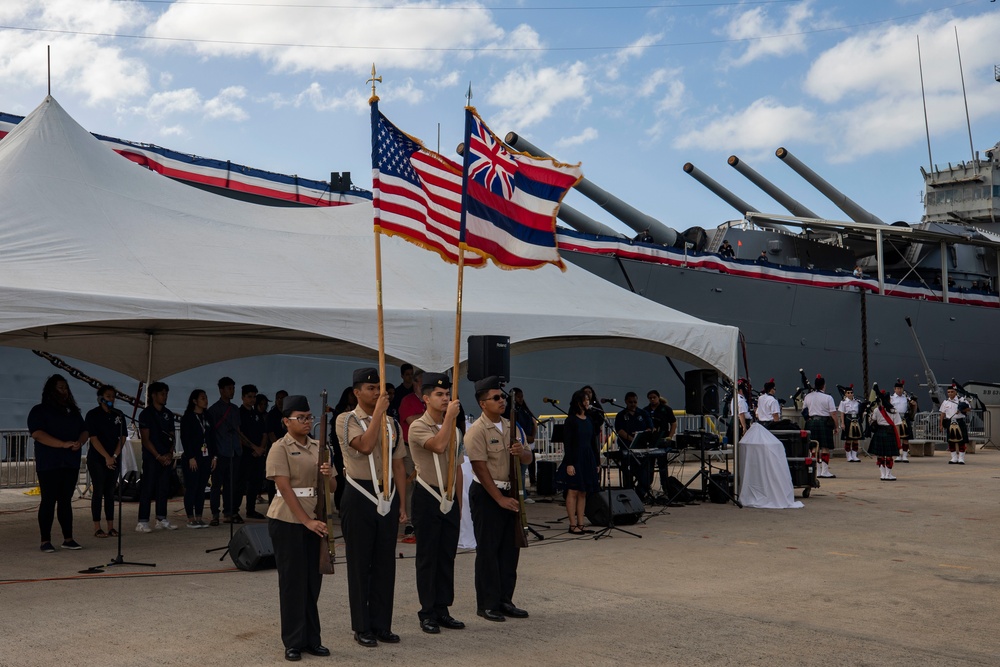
[685,369,720,415]
[467,335,510,382]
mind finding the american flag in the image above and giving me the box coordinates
[371,102,485,266]
[461,108,581,271]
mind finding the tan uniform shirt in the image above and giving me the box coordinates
[408,411,461,489]
[335,405,404,481]
[265,433,320,523]
[465,413,521,483]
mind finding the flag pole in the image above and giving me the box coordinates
[446,249,464,501]
[368,65,391,502]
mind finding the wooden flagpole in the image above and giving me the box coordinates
[445,249,465,501]
[369,65,391,501]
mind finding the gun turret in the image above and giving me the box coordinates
[775,147,885,225]
[504,132,679,246]
[682,162,758,216]
[728,155,820,219]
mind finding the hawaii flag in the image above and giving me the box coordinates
[461,108,582,271]
[371,101,485,266]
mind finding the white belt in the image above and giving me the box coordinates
[345,473,396,516]
[276,487,315,498]
[473,477,510,490]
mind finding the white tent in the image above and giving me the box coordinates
[0,96,739,382]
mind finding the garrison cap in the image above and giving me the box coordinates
[422,373,451,391]
[282,395,310,417]
[474,376,501,394]
[353,367,380,385]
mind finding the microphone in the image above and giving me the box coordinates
[600,398,616,404]
[542,397,559,405]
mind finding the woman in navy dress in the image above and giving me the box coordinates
[557,390,602,534]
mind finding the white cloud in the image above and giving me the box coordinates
[673,97,816,152]
[137,88,203,121]
[429,71,460,89]
[606,33,663,80]
[486,62,590,131]
[0,1,150,105]
[721,0,818,67]
[556,127,598,149]
[145,1,512,74]
[204,86,248,121]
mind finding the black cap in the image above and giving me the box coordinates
[894,380,904,388]
[256,394,269,404]
[475,376,501,394]
[353,367,380,385]
[282,395,310,417]
[422,373,451,391]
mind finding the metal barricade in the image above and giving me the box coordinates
[1,429,36,488]
[912,410,986,443]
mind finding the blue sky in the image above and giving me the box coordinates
[2,0,998,237]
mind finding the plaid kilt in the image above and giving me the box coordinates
[896,419,911,440]
[807,416,836,449]
[869,424,900,457]
[843,415,862,441]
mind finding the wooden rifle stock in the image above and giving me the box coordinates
[508,408,528,549]
[316,390,335,575]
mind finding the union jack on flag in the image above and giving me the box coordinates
[371,101,485,266]
[461,107,582,271]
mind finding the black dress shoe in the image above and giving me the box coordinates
[375,630,400,643]
[476,608,506,622]
[420,618,441,634]
[284,648,302,661]
[354,631,378,648]
[437,615,465,630]
[303,645,330,656]
[499,602,529,618]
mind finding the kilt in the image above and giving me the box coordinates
[946,418,969,445]
[897,419,911,440]
[807,416,836,449]
[869,425,900,456]
[843,415,862,441]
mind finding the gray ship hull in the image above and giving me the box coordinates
[564,249,1000,404]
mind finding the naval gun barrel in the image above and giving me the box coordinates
[775,147,884,225]
[682,162,758,216]
[504,132,678,246]
[728,155,820,219]
[455,141,623,238]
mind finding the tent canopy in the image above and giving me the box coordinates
[0,97,739,381]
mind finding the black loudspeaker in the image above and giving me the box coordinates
[467,335,510,382]
[535,460,556,496]
[685,369,720,415]
[229,524,276,571]
[585,489,644,527]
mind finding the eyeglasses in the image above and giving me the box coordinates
[286,415,315,424]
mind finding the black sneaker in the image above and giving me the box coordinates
[40,542,56,553]
[61,540,83,550]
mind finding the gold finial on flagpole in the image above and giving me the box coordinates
[367,63,382,104]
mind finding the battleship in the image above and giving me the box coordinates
[1,111,998,431]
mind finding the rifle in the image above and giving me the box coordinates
[316,390,335,575]
[508,402,528,549]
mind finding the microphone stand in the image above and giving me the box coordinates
[82,457,157,573]
[591,399,641,541]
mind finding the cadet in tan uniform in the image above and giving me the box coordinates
[335,368,407,648]
[465,376,532,622]
[407,372,466,634]
[265,395,335,662]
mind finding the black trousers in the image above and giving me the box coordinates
[411,482,460,621]
[210,454,243,517]
[269,519,323,650]
[182,459,212,517]
[470,481,520,611]
[242,453,266,514]
[341,481,399,633]
[87,457,117,522]
[37,467,78,542]
[138,458,173,522]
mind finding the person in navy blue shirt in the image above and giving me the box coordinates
[239,384,268,520]
[84,385,127,539]
[614,392,655,499]
[208,376,243,525]
[135,382,178,533]
[28,374,88,552]
[180,389,216,528]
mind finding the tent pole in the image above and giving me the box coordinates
[445,249,466,501]
[731,342,740,499]
[143,333,154,406]
[374,227,390,501]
